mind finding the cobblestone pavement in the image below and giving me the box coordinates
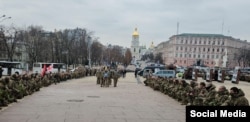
[0,73,185,122]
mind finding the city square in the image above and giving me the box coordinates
[1,0,250,122]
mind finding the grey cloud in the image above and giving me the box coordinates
[1,0,250,47]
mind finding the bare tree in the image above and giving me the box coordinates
[154,52,163,64]
[0,26,22,61]
[124,49,132,66]
[91,41,103,65]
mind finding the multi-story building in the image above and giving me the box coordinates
[155,33,250,68]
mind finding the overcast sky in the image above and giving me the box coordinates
[1,0,250,48]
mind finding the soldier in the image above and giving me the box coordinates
[102,70,110,87]
[222,87,249,106]
[213,86,229,106]
[112,70,120,87]
[203,82,217,106]
[96,69,102,84]
[193,82,207,106]
[186,81,199,106]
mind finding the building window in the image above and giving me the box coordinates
[212,48,215,52]
[134,48,136,52]
[176,46,178,50]
[217,48,219,52]
[204,41,206,45]
[199,48,201,52]
[203,48,205,52]
[208,41,211,44]
[212,55,214,58]
[203,54,205,58]
[193,54,196,58]
[216,55,219,59]
[195,41,197,44]
[184,60,186,64]
[199,40,201,44]
[208,48,210,52]
[198,54,200,58]
[190,40,192,44]
[185,40,188,44]
[180,54,182,57]
[222,41,224,45]
[194,48,196,52]
[222,48,224,52]
[207,55,210,58]
[189,54,191,58]
[181,40,183,43]
[180,46,183,50]
[185,47,187,51]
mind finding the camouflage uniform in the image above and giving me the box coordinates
[222,87,249,106]
[186,81,199,106]
[96,70,102,84]
[213,86,229,106]
[203,83,217,106]
[112,70,120,87]
[193,82,208,106]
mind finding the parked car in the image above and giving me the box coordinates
[141,66,166,78]
[153,70,176,78]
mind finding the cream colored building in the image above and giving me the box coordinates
[155,33,250,68]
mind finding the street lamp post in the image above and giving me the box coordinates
[87,36,92,68]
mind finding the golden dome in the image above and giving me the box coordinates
[132,28,139,36]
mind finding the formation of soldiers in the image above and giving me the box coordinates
[144,77,249,106]
[95,66,121,87]
[0,66,98,110]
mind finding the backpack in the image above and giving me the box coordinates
[104,72,109,78]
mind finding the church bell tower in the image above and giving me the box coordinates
[131,28,140,62]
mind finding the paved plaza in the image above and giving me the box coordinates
[0,73,185,122]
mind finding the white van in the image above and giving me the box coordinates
[153,70,176,78]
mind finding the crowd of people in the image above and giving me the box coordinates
[144,77,249,106]
[95,67,122,87]
[0,66,97,110]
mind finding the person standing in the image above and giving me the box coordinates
[122,69,126,78]
[113,70,120,87]
[0,66,3,78]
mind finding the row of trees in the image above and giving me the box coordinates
[141,52,164,64]
[0,25,133,69]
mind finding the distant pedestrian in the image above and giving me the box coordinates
[122,69,126,78]
[135,68,139,78]
[0,66,3,78]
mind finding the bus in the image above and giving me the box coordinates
[0,61,27,76]
[32,62,67,74]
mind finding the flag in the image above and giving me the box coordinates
[47,65,53,73]
[41,65,47,77]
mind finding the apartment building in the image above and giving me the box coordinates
[155,33,249,68]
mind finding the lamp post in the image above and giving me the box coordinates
[87,36,92,68]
